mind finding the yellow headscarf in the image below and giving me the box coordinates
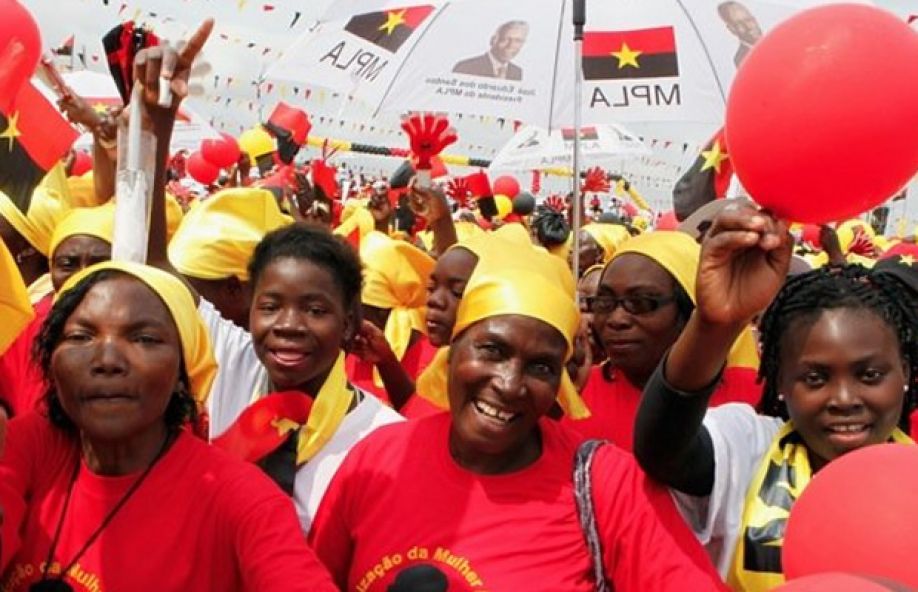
[48,202,116,259]
[582,223,631,262]
[0,240,33,354]
[610,231,759,369]
[360,231,435,362]
[57,261,217,403]
[165,192,185,242]
[333,201,375,242]
[167,188,291,282]
[0,186,69,257]
[454,220,485,242]
[417,267,589,419]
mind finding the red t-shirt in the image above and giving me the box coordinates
[310,414,724,591]
[0,412,337,591]
[563,364,762,451]
[0,294,51,417]
[346,335,440,418]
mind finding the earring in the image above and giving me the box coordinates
[777,393,785,401]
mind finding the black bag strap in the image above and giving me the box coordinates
[574,438,611,592]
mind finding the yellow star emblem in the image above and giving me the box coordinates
[0,111,22,152]
[611,43,642,69]
[701,140,729,173]
[92,103,109,114]
[378,9,407,35]
[901,254,916,266]
[270,417,301,437]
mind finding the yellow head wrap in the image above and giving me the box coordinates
[610,231,759,369]
[48,202,116,259]
[167,188,291,282]
[0,240,33,354]
[583,223,630,262]
[360,231,435,362]
[417,268,589,419]
[0,185,69,256]
[165,192,185,242]
[57,261,217,402]
[454,220,485,242]
[333,201,375,242]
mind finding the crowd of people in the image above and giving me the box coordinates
[0,14,916,592]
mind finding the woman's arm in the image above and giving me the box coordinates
[633,206,792,495]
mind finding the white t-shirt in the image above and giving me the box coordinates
[671,403,783,577]
[196,298,404,532]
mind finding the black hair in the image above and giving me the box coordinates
[248,223,363,314]
[757,265,918,432]
[531,206,570,249]
[33,269,196,433]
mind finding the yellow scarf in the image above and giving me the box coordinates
[728,422,913,590]
[279,351,354,465]
[0,240,33,354]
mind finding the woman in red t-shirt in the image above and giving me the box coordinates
[0,262,335,591]
[310,264,724,591]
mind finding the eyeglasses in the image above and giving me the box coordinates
[587,294,675,315]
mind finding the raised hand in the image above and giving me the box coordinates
[132,19,214,132]
[348,320,397,366]
[696,204,792,328]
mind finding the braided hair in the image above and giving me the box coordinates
[757,264,918,431]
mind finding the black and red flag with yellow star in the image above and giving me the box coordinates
[344,5,434,53]
[582,26,679,81]
[0,82,79,213]
[672,127,734,221]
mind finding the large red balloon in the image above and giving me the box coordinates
[774,573,904,592]
[726,5,918,224]
[200,134,241,169]
[492,175,520,198]
[187,151,220,185]
[783,444,918,587]
[0,0,42,112]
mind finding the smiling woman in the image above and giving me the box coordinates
[0,262,336,591]
[633,207,918,589]
[309,266,723,591]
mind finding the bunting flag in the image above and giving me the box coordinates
[582,26,679,80]
[344,5,434,53]
[0,83,79,213]
[672,127,733,221]
[561,127,599,141]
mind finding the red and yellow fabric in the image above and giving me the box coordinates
[214,352,353,465]
[0,241,33,355]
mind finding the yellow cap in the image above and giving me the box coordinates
[168,187,291,282]
[57,261,217,403]
[238,126,275,165]
[49,202,116,259]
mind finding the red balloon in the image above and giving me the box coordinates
[622,202,639,218]
[783,444,918,587]
[656,210,678,230]
[69,151,92,177]
[800,224,821,249]
[200,135,241,169]
[725,5,918,224]
[0,0,42,112]
[774,573,903,592]
[492,175,520,198]
[187,151,220,185]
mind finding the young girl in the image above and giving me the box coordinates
[633,206,917,590]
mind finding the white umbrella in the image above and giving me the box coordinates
[268,0,868,129]
[489,123,650,171]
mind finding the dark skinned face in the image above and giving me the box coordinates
[50,235,112,292]
[425,248,478,347]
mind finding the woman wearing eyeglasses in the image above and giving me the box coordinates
[562,231,762,450]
